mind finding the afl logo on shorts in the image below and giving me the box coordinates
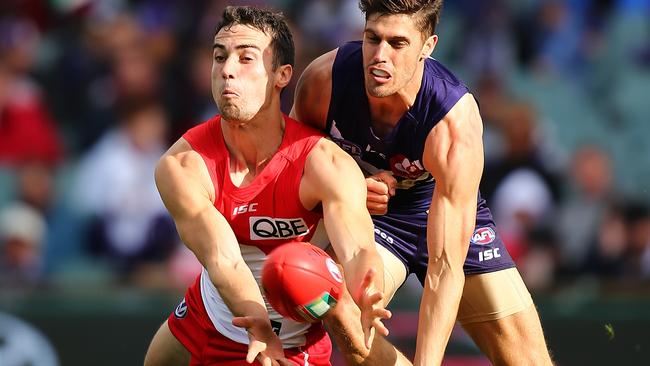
[174,298,188,319]
[325,258,343,283]
[471,227,496,245]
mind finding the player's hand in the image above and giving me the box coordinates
[366,171,397,215]
[232,316,293,366]
[356,268,392,349]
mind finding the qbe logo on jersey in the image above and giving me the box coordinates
[249,216,310,240]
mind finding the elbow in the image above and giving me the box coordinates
[205,255,247,288]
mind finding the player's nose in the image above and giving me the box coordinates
[371,42,390,63]
[221,55,237,79]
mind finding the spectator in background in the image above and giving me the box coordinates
[76,12,164,151]
[622,203,650,279]
[14,160,87,276]
[0,18,62,166]
[480,101,561,204]
[582,204,628,277]
[515,1,584,77]
[491,168,554,263]
[474,75,510,163]
[460,0,516,80]
[520,228,560,292]
[175,44,218,136]
[297,0,365,50]
[0,202,47,287]
[15,161,54,213]
[72,98,177,278]
[557,145,617,271]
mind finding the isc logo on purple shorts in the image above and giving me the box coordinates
[471,227,496,245]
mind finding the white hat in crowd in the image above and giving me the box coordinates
[0,203,46,247]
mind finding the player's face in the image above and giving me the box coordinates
[211,24,277,122]
[362,13,432,97]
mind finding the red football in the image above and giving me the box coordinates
[261,242,344,323]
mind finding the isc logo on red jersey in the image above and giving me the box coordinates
[249,216,310,240]
[233,203,258,215]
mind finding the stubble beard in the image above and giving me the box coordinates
[366,81,397,98]
[218,100,252,122]
[365,73,400,98]
[367,85,394,98]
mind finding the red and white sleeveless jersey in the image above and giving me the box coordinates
[182,114,325,348]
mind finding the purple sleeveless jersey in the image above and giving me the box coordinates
[326,41,515,280]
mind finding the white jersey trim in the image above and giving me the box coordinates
[200,244,314,348]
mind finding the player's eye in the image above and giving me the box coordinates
[365,35,380,44]
[214,55,226,62]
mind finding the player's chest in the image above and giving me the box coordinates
[217,185,314,245]
[332,118,428,180]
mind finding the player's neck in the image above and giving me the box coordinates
[221,110,285,177]
[367,64,424,134]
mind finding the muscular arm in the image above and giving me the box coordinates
[155,139,271,324]
[300,139,384,303]
[415,94,484,365]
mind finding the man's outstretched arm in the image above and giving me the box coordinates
[301,139,390,344]
[155,139,285,365]
[416,93,484,366]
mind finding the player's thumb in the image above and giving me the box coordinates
[376,171,397,196]
[232,316,252,329]
[247,340,266,364]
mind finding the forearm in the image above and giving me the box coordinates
[414,196,473,366]
[416,93,485,365]
[207,260,270,320]
[343,247,385,304]
[156,151,271,328]
[414,259,465,365]
[325,204,384,303]
[180,210,269,321]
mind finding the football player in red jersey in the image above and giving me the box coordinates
[143,6,392,366]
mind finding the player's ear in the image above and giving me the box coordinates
[276,64,293,89]
[420,34,438,61]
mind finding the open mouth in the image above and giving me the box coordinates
[369,68,391,83]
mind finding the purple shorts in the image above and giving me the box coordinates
[372,211,515,285]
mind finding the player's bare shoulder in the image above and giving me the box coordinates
[438,93,483,140]
[306,138,361,176]
[292,49,338,130]
[301,138,367,205]
[155,138,215,209]
[423,93,484,197]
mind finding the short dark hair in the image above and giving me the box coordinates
[216,6,295,69]
[359,0,444,37]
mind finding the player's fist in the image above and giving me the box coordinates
[366,171,396,215]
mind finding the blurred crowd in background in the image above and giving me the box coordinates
[0,0,649,296]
